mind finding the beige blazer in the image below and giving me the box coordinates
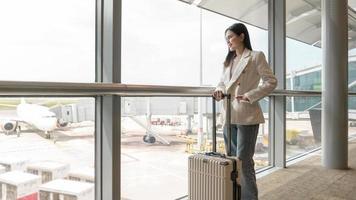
[215,49,277,125]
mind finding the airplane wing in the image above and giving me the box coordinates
[0,116,29,125]
[0,117,26,122]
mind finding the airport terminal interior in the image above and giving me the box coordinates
[0,0,355,199]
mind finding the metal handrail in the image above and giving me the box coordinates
[0,81,212,97]
[0,80,355,97]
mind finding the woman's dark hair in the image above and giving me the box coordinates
[223,23,252,67]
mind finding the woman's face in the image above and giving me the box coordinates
[225,30,244,51]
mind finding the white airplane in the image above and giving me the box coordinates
[0,99,68,138]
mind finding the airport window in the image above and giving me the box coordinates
[122,0,269,87]
[121,0,200,86]
[346,6,356,137]
[7,0,354,199]
[348,58,356,141]
[121,96,270,199]
[285,1,322,161]
[256,97,270,169]
[0,0,95,82]
[348,58,356,92]
[349,97,356,136]
[0,97,95,199]
[121,97,202,200]
[286,0,322,90]
[285,96,321,160]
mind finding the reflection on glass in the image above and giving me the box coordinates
[0,98,95,200]
[286,1,322,91]
[286,96,321,160]
[121,97,270,199]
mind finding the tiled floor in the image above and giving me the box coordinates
[258,141,356,200]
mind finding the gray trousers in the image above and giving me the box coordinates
[223,124,259,200]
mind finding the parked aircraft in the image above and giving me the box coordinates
[0,99,68,138]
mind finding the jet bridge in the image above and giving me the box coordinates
[122,97,222,144]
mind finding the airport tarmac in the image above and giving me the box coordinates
[0,123,95,170]
[1,113,355,200]
[121,118,356,200]
[121,132,189,200]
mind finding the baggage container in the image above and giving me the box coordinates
[0,157,28,172]
[26,161,70,183]
[39,179,94,200]
[188,94,241,200]
[67,167,94,183]
[0,171,41,200]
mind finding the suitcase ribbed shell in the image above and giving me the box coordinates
[188,154,239,200]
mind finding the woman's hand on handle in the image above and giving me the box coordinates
[213,91,224,101]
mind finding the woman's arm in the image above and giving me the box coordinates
[244,52,277,104]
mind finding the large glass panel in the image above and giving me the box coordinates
[122,0,200,86]
[0,0,95,82]
[121,97,203,200]
[348,53,356,136]
[348,96,356,137]
[121,96,269,199]
[286,0,322,91]
[122,0,269,87]
[348,55,356,92]
[257,97,270,169]
[0,97,95,199]
[286,96,321,160]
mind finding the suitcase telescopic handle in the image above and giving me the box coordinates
[212,93,232,155]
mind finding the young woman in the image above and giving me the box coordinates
[213,23,277,200]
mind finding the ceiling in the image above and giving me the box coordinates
[179,0,356,50]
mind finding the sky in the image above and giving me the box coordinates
[0,0,349,86]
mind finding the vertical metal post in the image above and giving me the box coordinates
[268,0,286,168]
[322,0,348,169]
[226,94,232,156]
[96,0,122,199]
[197,8,204,151]
[212,97,216,152]
[95,1,103,199]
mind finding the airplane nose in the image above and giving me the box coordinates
[36,117,58,131]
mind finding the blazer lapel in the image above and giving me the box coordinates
[225,49,252,91]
